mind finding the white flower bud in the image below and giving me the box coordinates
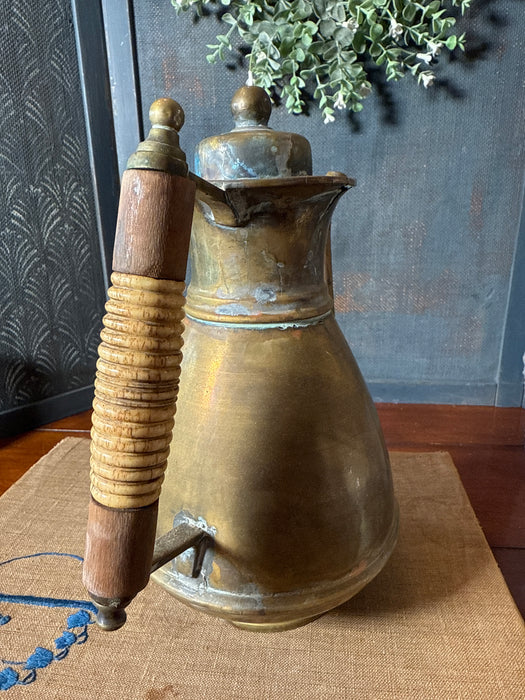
[334,92,346,110]
[416,52,433,64]
[427,41,442,57]
[389,18,403,38]
[341,18,358,34]
[421,72,435,88]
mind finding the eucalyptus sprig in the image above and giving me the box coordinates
[170,0,470,122]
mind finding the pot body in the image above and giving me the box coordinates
[152,177,398,630]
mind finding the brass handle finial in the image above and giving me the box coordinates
[126,97,188,175]
[149,97,185,132]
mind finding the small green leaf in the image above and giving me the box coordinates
[303,21,319,35]
[369,42,381,57]
[300,33,313,47]
[329,3,346,22]
[313,0,327,17]
[309,41,325,56]
[319,18,336,37]
[292,0,311,20]
[370,22,383,39]
[445,34,457,49]
[280,36,295,55]
[258,22,277,38]
[322,40,339,61]
[402,3,417,22]
[333,26,355,47]
[352,32,366,54]
[426,1,441,15]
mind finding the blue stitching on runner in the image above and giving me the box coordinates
[0,553,95,691]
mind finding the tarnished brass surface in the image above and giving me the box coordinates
[150,87,398,629]
[153,176,398,627]
[154,315,398,626]
[126,98,188,176]
[196,86,312,180]
[185,176,352,322]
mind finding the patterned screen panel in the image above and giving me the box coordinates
[0,0,107,415]
[130,0,525,404]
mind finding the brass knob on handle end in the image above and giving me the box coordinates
[127,97,188,175]
[90,595,131,632]
[149,97,185,132]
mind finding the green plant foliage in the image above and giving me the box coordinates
[170,0,470,122]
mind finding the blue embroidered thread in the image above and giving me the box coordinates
[0,670,17,692]
[0,594,97,613]
[0,552,83,568]
[0,553,95,691]
[25,648,54,670]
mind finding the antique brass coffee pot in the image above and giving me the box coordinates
[83,86,398,632]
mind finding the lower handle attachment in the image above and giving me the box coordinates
[86,509,212,631]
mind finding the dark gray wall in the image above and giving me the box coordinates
[111,0,525,405]
[0,0,117,435]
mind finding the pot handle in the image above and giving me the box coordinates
[82,99,195,630]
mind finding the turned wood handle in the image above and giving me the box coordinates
[83,99,196,629]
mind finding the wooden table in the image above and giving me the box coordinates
[1,404,523,618]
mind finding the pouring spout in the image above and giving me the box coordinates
[190,171,354,228]
[189,172,240,226]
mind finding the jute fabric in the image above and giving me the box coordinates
[0,438,523,699]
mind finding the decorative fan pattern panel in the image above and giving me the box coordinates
[0,0,106,412]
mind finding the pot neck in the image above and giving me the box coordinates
[185,179,350,324]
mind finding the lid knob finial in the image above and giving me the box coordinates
[196,84,312,179]
[231,86,272,128]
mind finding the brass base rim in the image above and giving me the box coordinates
[153,501,399,629]
[230,614,323,633]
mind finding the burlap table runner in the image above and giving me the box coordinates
[0,438,523,699]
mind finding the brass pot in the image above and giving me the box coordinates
[152,91,398,629]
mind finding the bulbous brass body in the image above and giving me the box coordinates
[152,172,399,630]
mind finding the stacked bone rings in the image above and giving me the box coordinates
[90,271,185,509]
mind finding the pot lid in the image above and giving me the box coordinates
[195,86,312,181]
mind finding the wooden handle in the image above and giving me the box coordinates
[83,103,196,629]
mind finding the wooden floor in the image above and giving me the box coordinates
[1,404,523,618]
